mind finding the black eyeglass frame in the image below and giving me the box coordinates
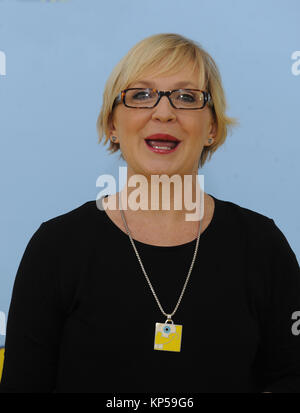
[112,88,213,110]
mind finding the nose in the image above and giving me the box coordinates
[151,95,176,122]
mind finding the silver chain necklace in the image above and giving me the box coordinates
[118,191,203,352]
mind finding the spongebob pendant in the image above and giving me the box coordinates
[154,316,183,352]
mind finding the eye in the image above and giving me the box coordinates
[163,325,171,334]
[132,89,154,100]
[177,92,196,102]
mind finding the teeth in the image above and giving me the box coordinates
[152,145,172,150]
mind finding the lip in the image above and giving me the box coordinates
[144,133,180,142]
[144,134,181,155]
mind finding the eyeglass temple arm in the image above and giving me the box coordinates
[113,93,122,106]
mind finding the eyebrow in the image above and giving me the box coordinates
[130,80,200,89]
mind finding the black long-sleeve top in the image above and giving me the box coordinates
[1,194,300,393]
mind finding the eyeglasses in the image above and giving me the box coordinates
[113,88,213,110]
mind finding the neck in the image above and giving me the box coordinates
[117,170,204,224]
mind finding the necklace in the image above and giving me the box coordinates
[118,191,203,352]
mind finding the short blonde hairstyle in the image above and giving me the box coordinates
[96,33,238,168]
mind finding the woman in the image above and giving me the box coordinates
[1,33,300,393]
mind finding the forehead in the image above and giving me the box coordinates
[128,65,203,90]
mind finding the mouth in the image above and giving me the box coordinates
[144,134,181,154]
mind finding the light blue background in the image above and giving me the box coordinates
[0,0,299,345]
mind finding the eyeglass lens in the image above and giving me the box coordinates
[124,89,205,108]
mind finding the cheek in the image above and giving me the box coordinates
[184,118,209,140]
[196,117,212,139]
[182,111,209,130]
[119,112,146,135]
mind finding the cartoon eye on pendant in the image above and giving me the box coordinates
[154,322,183,352]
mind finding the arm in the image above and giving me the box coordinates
[0,223,64,393]
[257,219,300,393]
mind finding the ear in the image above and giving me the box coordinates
[209,118,217,138]
[108,114,117,140]
[203,119,217,147]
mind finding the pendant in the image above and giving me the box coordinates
[154,316,183,352]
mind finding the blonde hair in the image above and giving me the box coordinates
[96,33,239,168]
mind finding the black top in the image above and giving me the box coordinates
[1,194,300,393]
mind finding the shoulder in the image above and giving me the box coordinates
[43,200,101,226]
[212,194,298,262]
[35,200,104,245]
[212,194,275,236]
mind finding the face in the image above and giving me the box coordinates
[109,63,216,177]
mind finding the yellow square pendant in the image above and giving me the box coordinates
[154,322,183,352]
